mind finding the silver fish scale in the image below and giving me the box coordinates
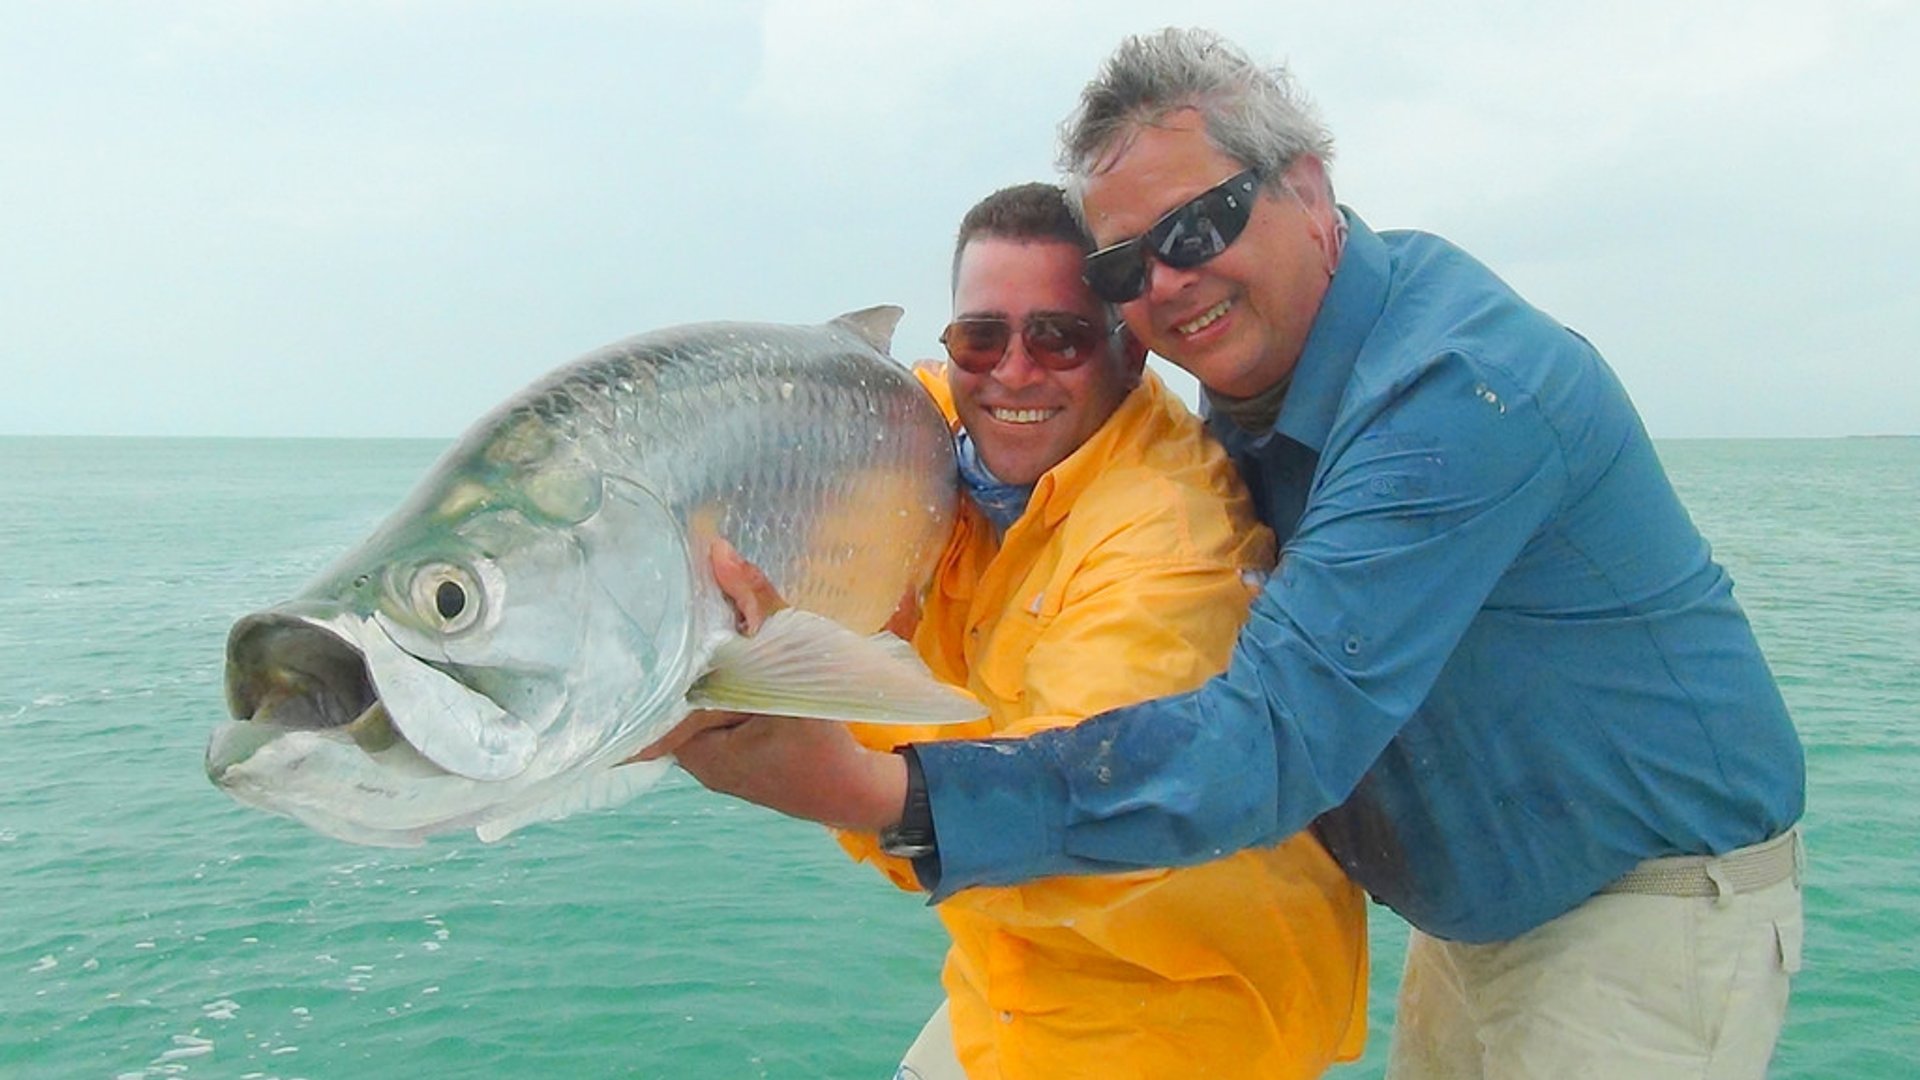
[491,319,956,631]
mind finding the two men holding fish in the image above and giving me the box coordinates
[210,24,1807,1080]
[209,181,1371,1075]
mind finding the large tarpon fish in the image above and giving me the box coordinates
[206,306,978,847]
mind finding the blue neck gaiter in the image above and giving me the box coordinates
[955,431,1033,531]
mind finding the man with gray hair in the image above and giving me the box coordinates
[659,27,1806,1080]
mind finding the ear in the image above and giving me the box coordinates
[1280,155,1345,272]
[1282,155,1344,222]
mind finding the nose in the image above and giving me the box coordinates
[1142,255,1201,304]
[988,333,1047,388]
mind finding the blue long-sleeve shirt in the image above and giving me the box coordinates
[912,211,1805,943]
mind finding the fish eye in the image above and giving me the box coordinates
[435,580,467,620]
[410,563,486,634]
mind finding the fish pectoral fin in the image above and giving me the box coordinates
[473,758,672,842]
[687,608,985,724]
[364,614,537,781]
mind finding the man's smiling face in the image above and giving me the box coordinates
[946,237,1141,486]
[1080,108,1332,400]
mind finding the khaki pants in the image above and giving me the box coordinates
[1387,834,1805,1080]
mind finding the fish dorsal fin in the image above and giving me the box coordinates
[688,608,984,724]
[832,305,904,355]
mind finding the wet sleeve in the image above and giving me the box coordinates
[915,354,1571,897]
[832,717,992,893]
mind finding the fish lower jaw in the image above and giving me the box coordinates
[209,696,404,773]
[988,407,1062,424]
[1175,300,1231,337]
[207,712,456,786]
[206,726,505,846]
[204,719,285,782]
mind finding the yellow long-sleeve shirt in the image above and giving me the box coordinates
[839,367,1367,1079]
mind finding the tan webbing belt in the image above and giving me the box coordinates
[1602,829,1801,899]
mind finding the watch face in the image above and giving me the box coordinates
[882,747,937,859]
[883,840,938,860]
[879,823,936,860]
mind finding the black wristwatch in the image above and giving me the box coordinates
[878,746,938,860]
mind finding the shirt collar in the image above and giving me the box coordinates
[1272,207,1390,453]
[1029,372,1165,530]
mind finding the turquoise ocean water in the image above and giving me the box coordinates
[1,435,1914,1078]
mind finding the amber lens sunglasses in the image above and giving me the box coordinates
[938,313,1107,373]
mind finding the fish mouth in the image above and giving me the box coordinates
[211,610,411,780]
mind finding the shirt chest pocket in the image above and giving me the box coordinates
[972,592,1059,708]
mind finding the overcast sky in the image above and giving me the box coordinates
[4,0,1914,439]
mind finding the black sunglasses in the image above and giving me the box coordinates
[938,313,1107,374]
[1082,169,1261,303]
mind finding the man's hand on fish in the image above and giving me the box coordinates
[645,714,908,833]
[706,539,786,636]
[632,541,910,834]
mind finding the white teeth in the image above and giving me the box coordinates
[990,407,1058,424]
[1176,300,1230,336]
